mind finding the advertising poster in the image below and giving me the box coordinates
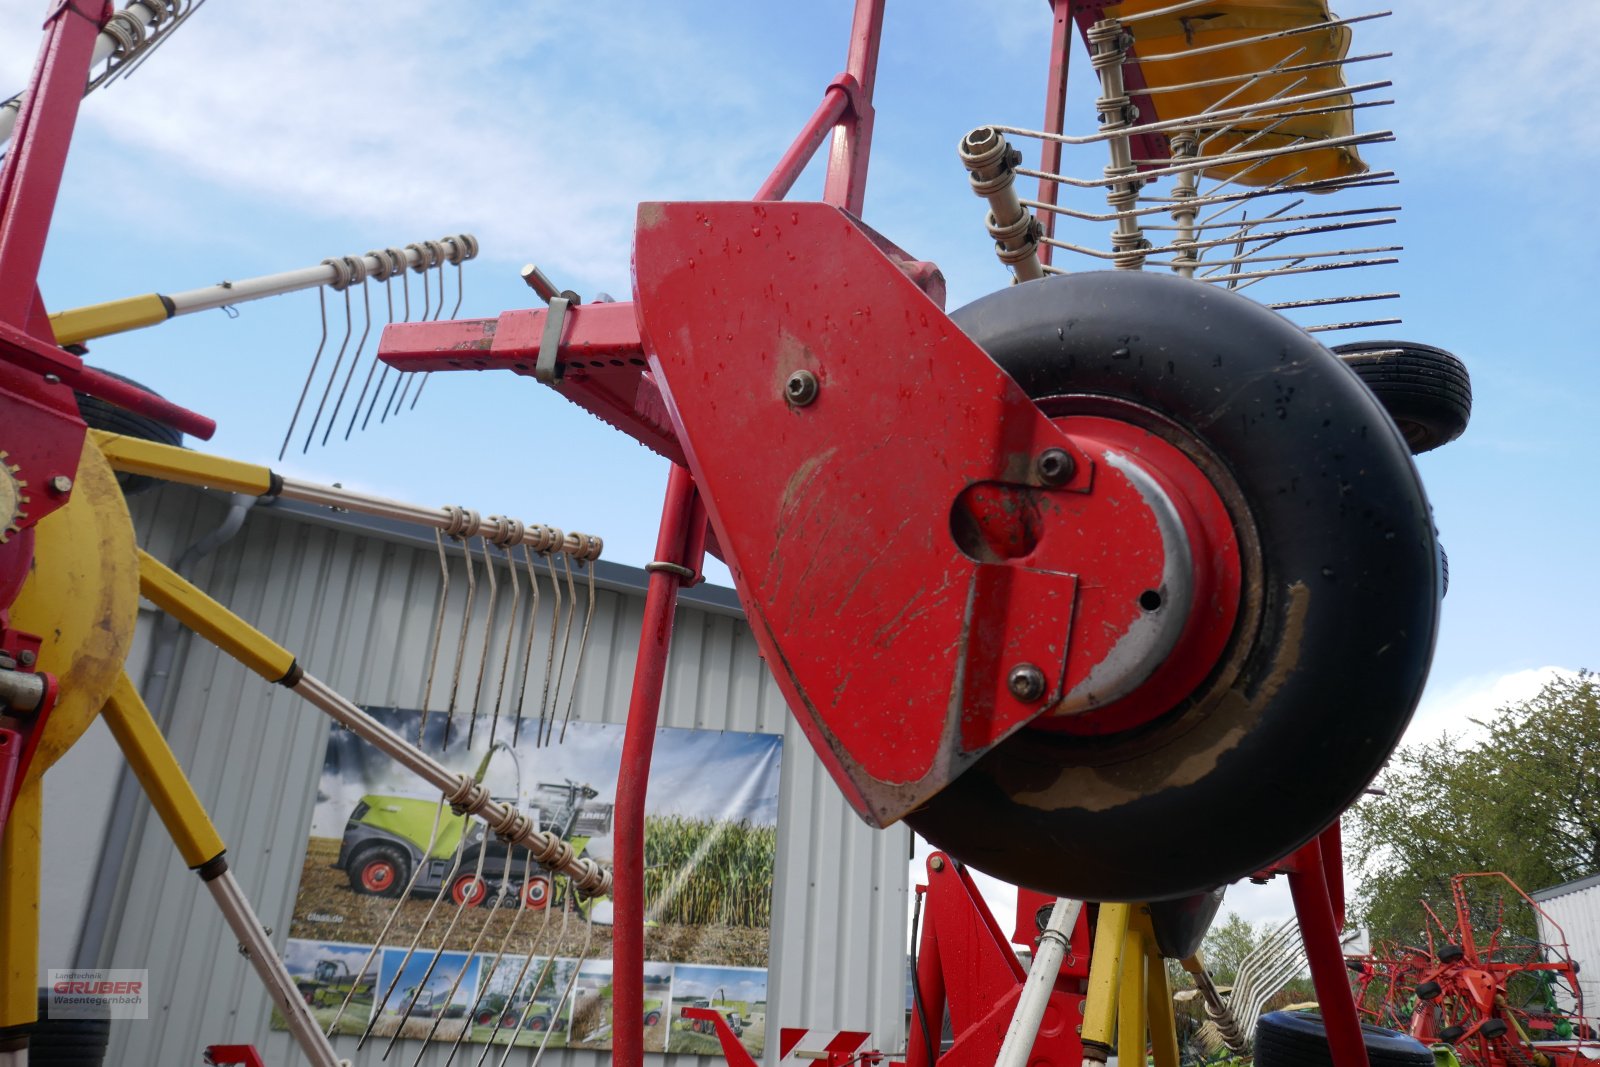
[275,708,780,1057]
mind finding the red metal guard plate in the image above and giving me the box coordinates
[633,202,1131,824]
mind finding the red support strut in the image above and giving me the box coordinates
[612,463,707,1067]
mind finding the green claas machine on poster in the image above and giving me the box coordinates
[334,778,613,909]
[294,959,373,1010]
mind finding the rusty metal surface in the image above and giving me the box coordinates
[629,201,1182,827]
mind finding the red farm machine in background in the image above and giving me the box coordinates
[1,1,1468,1066]
[1351,874,1596,1067]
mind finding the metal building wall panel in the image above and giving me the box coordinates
[90,486,909,1066]
[1533,880,1600,1015]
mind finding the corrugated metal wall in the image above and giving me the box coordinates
[1533,877,1600,1015]
[82,484,909,1066]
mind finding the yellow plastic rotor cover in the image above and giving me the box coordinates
[9,436,139,778]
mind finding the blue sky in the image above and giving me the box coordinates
[7,1,1597,929]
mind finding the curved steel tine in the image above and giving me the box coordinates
[411,846,519,1063]
[380,268,413,424]
[351,249,400,438]
[303,281,353,453]
[444,534,479,749]
[537,549,565,748]
[468,539,501,749]
[558,559,597,745]
[408,256,458,411]
[326,796,449,1038]
[530,904,593,1066]
[546,553,579,747]
[445,849,547,1067]
[357,819,475,1050]
[325,271,372,446]
[488,534,523,749]
[512,545,543,747]
[419,529,452,748]
[379,822,495,1060]
[279,285,328,461]
[480,887,572,1067]
[389,261,429,421]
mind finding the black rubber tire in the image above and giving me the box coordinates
[347,843,410,898]
[1439,1026,1465,1043]
[908,272,1440,901]
[1332,341,1470,455]
[1479,1019,1508,1039]
[1437,944,1464,963]
[28,990,110,1067]
[1255,1012,1432,1067]
[1416,981,1442,1000]
[73,367,183,495]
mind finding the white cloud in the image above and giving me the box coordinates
[1404,665,1580,747]
[1393,4,1600,160]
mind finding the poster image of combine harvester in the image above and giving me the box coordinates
[668,964,768,1057]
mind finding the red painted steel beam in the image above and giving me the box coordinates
[755,80,854,201]
[0,1,108,328]
[376,303,684,463]
[1288,834,1372,1067]
[822,0,884,215]
[611,464,707,1067]
[1036,0,1074,265]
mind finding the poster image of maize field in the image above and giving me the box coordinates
[667,964,768,1057]
[369,946,482,1043]
[279,709,781,1055]
[271,939,377,1036]
[466,954,575,1049]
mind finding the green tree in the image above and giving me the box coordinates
[1347,671,1600,945]
[1200,912,1262,983]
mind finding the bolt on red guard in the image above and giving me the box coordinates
[630,201,1238,826]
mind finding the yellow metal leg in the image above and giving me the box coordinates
[137,550,297,684]
[1083,902,1131,1057]
[101,671,226,869]
[0,777,41,1029]
[92,431,274,497]
[1142,913,1180,1067]
[1117,912,1149,1067]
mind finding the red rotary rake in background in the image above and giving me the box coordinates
[1352,874,1592,1067]
[2,2,1464,1066]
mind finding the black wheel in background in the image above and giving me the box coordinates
[1437,943,1465,963]
[28,990,110,1067]
[907,272,1440,902]
[1255,1011,1432,1067]
[1416,981,1443,1000]
[73,368,184,495]
[348,843,410,898]
[1332,341,1471,455]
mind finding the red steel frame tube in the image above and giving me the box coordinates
[822,0,885,215]
[0,1,107,329]
[612,463,707,1067]
[755,84,853,201]
[1036,0,1074,265]
[906,886,947,1067]
[1287,831,1371,1067]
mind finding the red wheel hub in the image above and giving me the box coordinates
[360,861,396,892]
[1030,413,1243,737]
[524,875,551,910]
[451,874,488,906]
